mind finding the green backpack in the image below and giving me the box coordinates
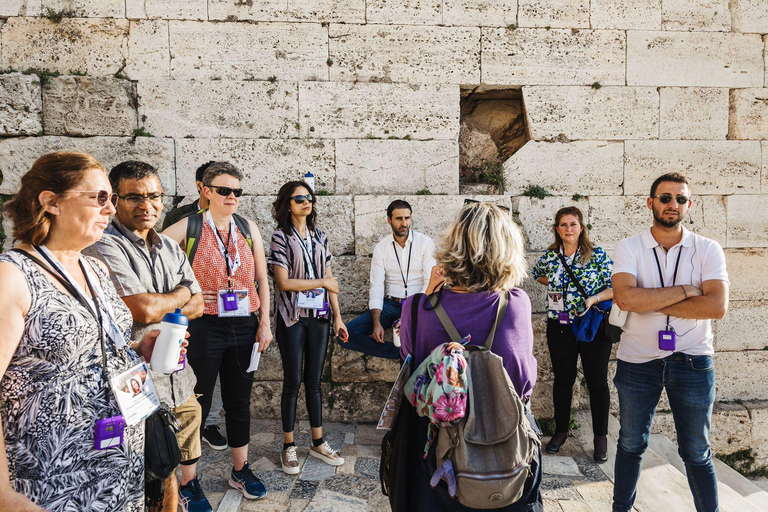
[184,212,253,265]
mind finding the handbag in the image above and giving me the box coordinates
[557,253,622,344]
[145,405,182,480]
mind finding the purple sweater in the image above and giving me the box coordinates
[400,288,537,399]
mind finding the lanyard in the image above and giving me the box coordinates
[206,211,240,278]
[392,241,413,298]
[559,249,577,310]
[652,245,684,329]
[293,226,318,279]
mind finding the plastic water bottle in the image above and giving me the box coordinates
[150,308,189,374]
[304,171,315,193]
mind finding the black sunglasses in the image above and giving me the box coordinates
[291,195,315,204]
[207,185,243,197]
[652,194,689,205]
[464,198,510,212]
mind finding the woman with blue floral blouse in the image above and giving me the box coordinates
[532,206,613,463]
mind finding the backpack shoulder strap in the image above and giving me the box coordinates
[427,294,463,344]
[233,214,253,249]
[483,291,509,350]
[185,213,204,264]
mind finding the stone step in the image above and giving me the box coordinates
[648,434,764,512]
[712,456,768,511]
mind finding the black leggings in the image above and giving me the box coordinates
[276,315,330,433]
[546,318,612,436]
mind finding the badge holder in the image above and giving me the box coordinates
[558,311,571,325]
[95,414,126,450]
[659,326,676,351]
[221,279,239,312]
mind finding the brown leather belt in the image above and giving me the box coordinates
[384,295,404,304]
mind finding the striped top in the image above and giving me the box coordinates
[191,219,259,315]
[268,227,333,327]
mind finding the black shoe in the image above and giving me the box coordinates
[545,432,568,454]
[593,435,608,463]
[202,425,227,451]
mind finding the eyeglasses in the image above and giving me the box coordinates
[291,195,315,204]
[117,193,165,208]
[69,190,117,207]
[207,185,243,198]
[464,198,510,212]
[652,194,689,205]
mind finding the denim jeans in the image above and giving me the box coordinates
[335,298,402,359]
[612,353,718,512]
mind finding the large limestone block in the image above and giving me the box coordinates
[517,0,589,28]
[0,0,41,16]
[330,348,400,383]
[747,401,768,466]
[714,301,768,352]
[521,253,547,313]
[125,20,170,79]
[43,77,137,136]
[126,0,207,19]
[729,89,768,140]
[333,256,372,313]
[659,87,728,140]
[512,196,589,252]
[481,28,625,86]
[764,141,768,192]
[207,0,286,21]
[175,138,334,196]
[661,0,730,31]
[624,141,762,195]
[0,136,176,195]
[443,0,516,27]
[714,351,768,401]
[354,195,512,256]
[503,141,623,196]
[329,25,480,85]
[725,249,768,300]
[325,382,394,423]
[726,195,768,248]
[139,80,298,138]
[299,82,458,140]
[2,18,128,76]
[531,314,551,381]
[42,0,124,17]
[590,0,661,30]
[731,0,768,33]
[170,21,328,81]
[627,31,763,87]
[523,86,659,141]
[710,403,753,455]
[366,0,442,25]
[335,140,459,195]
[285,0,366,23]
[0,73,42,136]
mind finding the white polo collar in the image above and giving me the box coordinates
[641,226,694,250]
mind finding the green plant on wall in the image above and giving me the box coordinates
[522,185,553,200]
[477,158,505,192]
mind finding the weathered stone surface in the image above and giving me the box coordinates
[661,0,730,31]
[659,87,728,140]
[329,25,480,85]
[590,0,661,30]
[0,0,41,16]
[513,196,589,252]
[0,73,41,136]
[285,0,366,23]
[627,31,764,87]
[207,0,285,21]
[125,20,170,79]
[726,195,768,248]
[127,0,207,19]
[747,401,768,466]
[729,89,768,140]
[334,256,371,313]
[685,196,727,247]
[1,18,128,76]
[523,86,659,141]
[366,0,442,25]
[624,141,761,195]
[725,249,768,301]
[764,141,768,193]
[353,195,512,256]
[42,0,124,17]
[503,142,623,196]
[299,82,458,140]
[531,314,552,381]
[0,136,176,195]
[731,0,768,33]
[139,80,298,138]
[175,138,335,196]
[714,301,768,351]
[43,77,137,136]
[170,21,328,81]
[714,351,768,401]
[335,139,459,195]
[521,254,547,314]
[710,402,753,455]
[517,0,589,28]
[330,348,400,383]
[481,28,625,86]
[459,123,497,177]
[443,0,516,27]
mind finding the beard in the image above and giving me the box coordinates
[394,226,410,238]
[653,207,683,228]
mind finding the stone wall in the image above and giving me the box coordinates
[1,0,768,462]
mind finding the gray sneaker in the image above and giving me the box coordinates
[309,441,345,466]
[281,445,300,475]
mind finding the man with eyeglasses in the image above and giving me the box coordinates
[610,172,729,512]
[337,200,436,359]
[84,161,212,512]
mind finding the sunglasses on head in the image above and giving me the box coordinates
[464,198,511,212]
[291,195,315,204]
[207,185,243,197]
[70,190,118,207]
[652,194,689,205]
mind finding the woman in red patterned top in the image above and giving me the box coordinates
[164,162,272,502]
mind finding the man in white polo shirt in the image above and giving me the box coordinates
[610,173,729,512]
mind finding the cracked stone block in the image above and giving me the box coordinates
[290,479,320,499]
[542,456,582,477]
[353,457,380,480]
[0,73,42,136]
[299,457,337,482]
[518,0,589,28]
[590,0,661,30]
[322,472,378,499]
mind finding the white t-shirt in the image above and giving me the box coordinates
[612,227,729,364]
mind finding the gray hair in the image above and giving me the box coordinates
[202,161,243,185]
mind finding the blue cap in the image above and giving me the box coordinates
[304,171,314,178]
[162,308,188,327]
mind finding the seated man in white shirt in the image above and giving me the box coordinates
[337,200,436,359]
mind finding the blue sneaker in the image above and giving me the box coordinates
[229,461,267,500]
[178,478,213,512]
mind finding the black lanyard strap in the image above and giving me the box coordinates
[652,245,684,329]
[392,241,413,298]
[213,225,233,278]
[556,251,588,314]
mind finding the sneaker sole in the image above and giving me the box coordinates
[281,462,300,475]
[309,449,345,466]
[228,478,266,500]
[202,437,228,451]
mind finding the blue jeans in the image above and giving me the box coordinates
[336,298,402,359]
[613,353,718,512]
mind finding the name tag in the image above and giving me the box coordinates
[297,288,326,309]
[217,289,250,317]
[109,360,160,426]
[548,292,565,312]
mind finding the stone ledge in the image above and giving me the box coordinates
[208,0,366,23]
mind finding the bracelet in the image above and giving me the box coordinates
[680,285,688,299]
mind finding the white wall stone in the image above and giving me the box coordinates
[335,139,459,195]
[517,0,589,28]
[42,0,124,18]
[175,138,335,196]
[714,351,768,401]
[1,18,128,76]
[512,196,589,252]
[366,0,442,25]
[624,141,762,195]
[659,87,728,140]
[138,80,298,138]
[0,0,41,16]
[661,0,730,31]
[503,141,623,196]
[0,73,42,136]
[125,20,170,79]
[523,86,659,141]
[725,249,768,301]
[726,195,768,248]
[299,82,458,140]
[207,0,286,21]
[714,301,768,351]
[285,0,366,23]
[763,141,768,193]
[627,31,764,87]
[329,25,480,85]
[442,0,516,27]
[481,28,625,86]
[731,0,768,34]
[729,89,768,140]
[749,401,768,466]
[127,0,207,20]
[169,21,329,81]
[589,0,661,30]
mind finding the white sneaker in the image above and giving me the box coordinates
[281,446,300,475]
[309,441,345,466]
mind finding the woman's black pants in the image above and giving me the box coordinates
[546,318,612,436]
[276,315,330,433]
